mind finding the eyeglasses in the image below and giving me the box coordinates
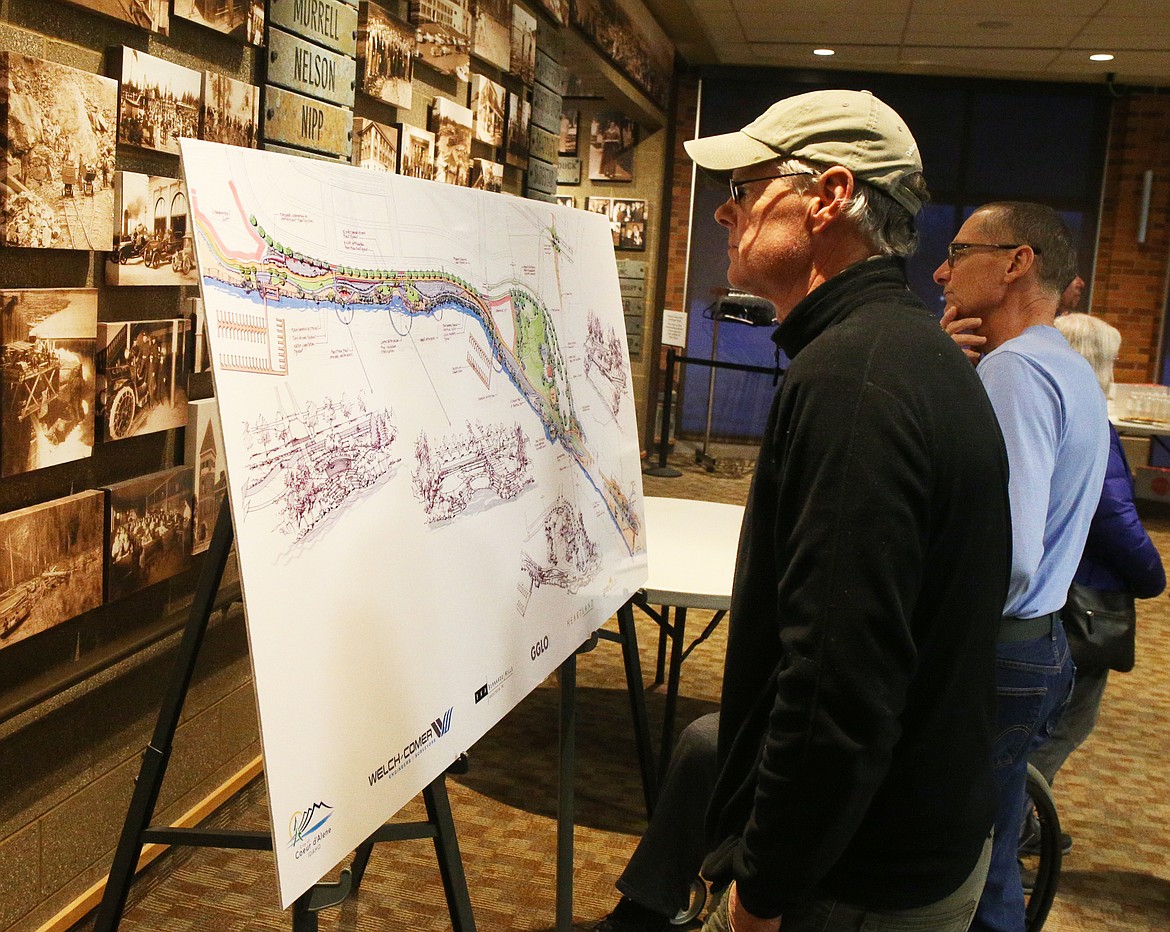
[729,171,815,205]
[946,242,1042,268]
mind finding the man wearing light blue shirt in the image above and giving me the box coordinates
[937,201,1108,932]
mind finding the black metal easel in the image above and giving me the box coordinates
[93,498,476,931]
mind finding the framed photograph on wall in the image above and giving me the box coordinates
[358,2,416,109]
[0,491,104,650]
[397,122,436,180]
[431,97,473,186]
[555,194,575,209]
[107,173,197,286]
[470,158,503,193]
[59,0,169,34]
[588,110,637,182]
[471,0,510,70]
[95,319,189,443]
[174,0,264,45]
[504,91,530,170]
[104,466,195,602]
[0,288,97,477]
[353,119,400,173]
[559,109,578,155]
[510,4,537,85]
[201,72,259,148]
[0,52,117,250]
[612,197,647,251]
[112,47,202,156]
[471,74,505,147]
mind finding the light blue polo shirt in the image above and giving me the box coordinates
[978,324,1109,619]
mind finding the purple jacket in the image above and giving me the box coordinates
[1073,424,1166,598]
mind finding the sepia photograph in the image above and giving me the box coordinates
[59,0,170,34]
[613,197,648,250]
[187,297,208,374]
[113,47,202,156]
[470,158,503,193]
[411,0,471,81]
[570,0,673,110]
[586,196,619,246]
[559,108,578,155]
[353,118,400,173]
[471,74,505,147]
[397,122,436,180]
[185,398,227,554]
[0,52,117,250]
[96,319,189,443]
[173,0,264,45]
[510,4,538,85]
[555,194,575,209]
[431,97,473,186]
[534,0,570,27]
[358,1,415,109]
[200,71,258,148]
[107,173,196,286]
[471,0,510,70]
[0,289,97,478]
[504,91,531,170]
[0,490,104,651]
[589,110,637,182]
[105,466,195,602]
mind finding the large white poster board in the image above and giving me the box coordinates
[178,139,647,907]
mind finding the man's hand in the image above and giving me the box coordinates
[727,882,781,932]
[940,305,985,364]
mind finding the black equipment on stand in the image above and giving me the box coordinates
[696,292,777,472]
[93,498,476,932]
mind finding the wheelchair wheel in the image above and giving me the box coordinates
[1022,763,1062,931]
[671,878,707,925]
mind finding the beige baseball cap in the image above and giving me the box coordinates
[683,89,924,215]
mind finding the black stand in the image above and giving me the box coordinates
[93,499,476,932]
[644,347,683,478]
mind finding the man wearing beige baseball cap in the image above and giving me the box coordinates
[592,90,1010,932]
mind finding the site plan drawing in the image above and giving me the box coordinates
[179,139,647,907]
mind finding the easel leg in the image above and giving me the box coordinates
[291,892,318,932]
[348,839,375,888]
[617,602,658,816]
[423,776,477,932]
[93,499,235,932]
[556,653,577,932]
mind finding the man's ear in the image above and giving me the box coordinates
[1003,245,1037,284]
[809,166,854,232]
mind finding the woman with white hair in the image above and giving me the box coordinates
[1023,312,1165,854]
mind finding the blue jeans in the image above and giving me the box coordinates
[971,622,1074,932]
[701,835,992,932]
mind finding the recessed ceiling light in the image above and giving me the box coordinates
[1090,53,1115,62]
[813,48,835,57]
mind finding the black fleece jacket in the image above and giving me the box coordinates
[702,256,1012,918]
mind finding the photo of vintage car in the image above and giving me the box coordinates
[96,319,188,443]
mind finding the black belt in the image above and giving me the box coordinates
[998,611,1059,642]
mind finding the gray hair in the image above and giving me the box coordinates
[976,202,1078,297]
[1054,312,1120,394]
[779,157,928,258]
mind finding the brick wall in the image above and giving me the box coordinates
[1094,94,1170,384]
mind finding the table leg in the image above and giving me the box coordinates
[617,601,659,816]
[658,606,687,787]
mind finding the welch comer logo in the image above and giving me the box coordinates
[287,801,334,859]
[368,706,455,787]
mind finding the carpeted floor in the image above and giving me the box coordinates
[78,445,1170,930]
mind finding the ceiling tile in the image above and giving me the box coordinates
[904,15,1084,45]
[899,46,1061,72]
[749,43,902,67]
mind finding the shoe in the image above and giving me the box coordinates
[1018,829,1072,857]
[1020,861,1037,895]
[591,898,672,932]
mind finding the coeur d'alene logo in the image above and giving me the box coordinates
[288,801,333,848]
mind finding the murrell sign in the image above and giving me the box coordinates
[269,0,358,57]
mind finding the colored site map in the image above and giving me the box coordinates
[178,139,647,908]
